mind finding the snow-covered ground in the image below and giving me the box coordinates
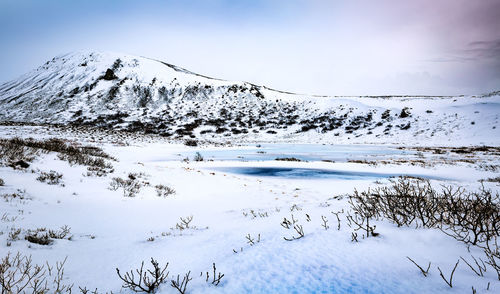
[0,126,499,293]
[0,51,499,293]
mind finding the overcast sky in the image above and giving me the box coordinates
[1,0,499,95]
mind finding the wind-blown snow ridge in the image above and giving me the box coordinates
[0,51,499,146]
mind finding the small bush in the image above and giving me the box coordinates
[49,225,72,239]
[110,177,141,197]
[109,173,147,197]
[116,258,169,293]
[184,139,198,147]
[175,216,194,231]
[8,228,21,241]
[155,184,176,197]
[275,157,303,162]
[24,228,52,245]
[0,178,4,186]
[37,170,63,185]
[205,263,224,286]
[171,271,192,294]
[25,231,53,245]
[1,189,28,201]
[0,252,73,293]
[193,152,204,162]
[24,226,71,245]
[485,176,500,183]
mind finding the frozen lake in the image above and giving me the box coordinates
[175,144,446,180]
[176,144,413,162]
[211,166,451,181]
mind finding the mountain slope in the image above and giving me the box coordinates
[0,51,499,145]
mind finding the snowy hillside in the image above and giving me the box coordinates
[0,51,499,145]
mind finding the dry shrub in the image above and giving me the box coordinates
[116,258,169,293]
[349,177,500,251]
[0,138,39,164]
[155,184,176,197]
[0,137,115,176]
[24,226,72,245]
[0,252,73,293]
[36,170,63,185]
[109,173,148,197]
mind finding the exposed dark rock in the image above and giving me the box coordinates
[399,107,411,118]
[101,69,118,81]
[9,160,30,169]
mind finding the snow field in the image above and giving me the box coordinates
[0,132,499,293]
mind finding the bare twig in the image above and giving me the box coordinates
[321,215,329,230]
[281,217,291,229]
[284,225,304,241]
[437,260,460,288]
[331,209,343,230]
[170,271,191,294]
[460,255,485,277]
[406,256,431,277]
[210,263,224,286]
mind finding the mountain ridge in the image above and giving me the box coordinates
[0,51,498,145]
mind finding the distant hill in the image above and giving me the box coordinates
[0,51,498,145]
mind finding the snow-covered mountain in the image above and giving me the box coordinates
[0,51,499,145]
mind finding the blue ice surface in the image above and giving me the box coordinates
[176,144,412,162]
[210,167,450,181]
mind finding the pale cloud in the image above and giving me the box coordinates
[0,0,499,95]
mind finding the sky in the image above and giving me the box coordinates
[1,0,499,96]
